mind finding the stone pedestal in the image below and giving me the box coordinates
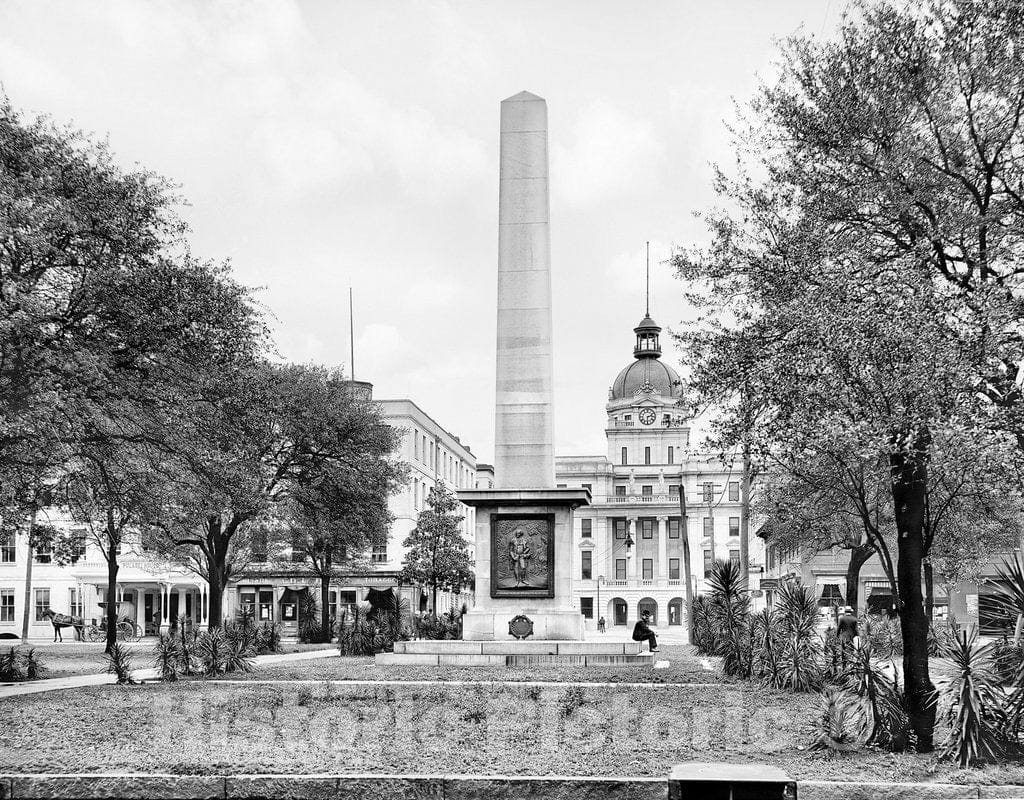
[458,488,589,641]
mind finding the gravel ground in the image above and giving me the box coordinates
[214,644,727,684]
[0,678,1021,784]
[1,641,334,679]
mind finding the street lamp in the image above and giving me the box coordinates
[597,575,606,631]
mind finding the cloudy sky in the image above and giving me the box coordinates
[1,1,840,462]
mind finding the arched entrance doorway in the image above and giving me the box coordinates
[638,597,658,625]
[668,597,684,626]
[611,598,628,626]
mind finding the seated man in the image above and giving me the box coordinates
[632,610,658,652]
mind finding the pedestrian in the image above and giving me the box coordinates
[632,610,658,653]
[597,616,606,633]
[838,605,858,664]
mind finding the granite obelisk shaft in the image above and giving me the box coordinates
[495,91,554,489]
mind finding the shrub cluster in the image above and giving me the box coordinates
[152,613,276,680]
[693,560,1024,765]
[0,646,46,682]
[337,603,404,655]
[413,608,463,641]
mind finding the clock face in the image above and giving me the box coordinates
[638,408,656,426]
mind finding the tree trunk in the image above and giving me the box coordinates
[924,561,934,621]
[204,516,232,629]
[890,428,937,753]
[320,550,333,643]
[105,538,120,654]
[21,512,37,641]
[845,543,873,612]
[431,584,438,617]
[207,567,224,631]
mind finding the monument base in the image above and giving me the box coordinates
[462,609,583,641]
[456,487,590,642]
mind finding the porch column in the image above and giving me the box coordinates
[162,584,170,624]
[201,583,209,626]
[177,589,186,622]
[657,515,668,579]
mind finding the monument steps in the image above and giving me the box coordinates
[376,640,655,667]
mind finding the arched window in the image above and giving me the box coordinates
[668,597,684,626]
[611,598,628,626]
[638,597,658,625]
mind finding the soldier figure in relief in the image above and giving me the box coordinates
[508,527,532,587]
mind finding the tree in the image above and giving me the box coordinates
[400,483,473,615]
[153,363,404,629]
[673,0,1024,750]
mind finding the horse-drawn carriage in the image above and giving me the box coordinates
[42,602,142,643]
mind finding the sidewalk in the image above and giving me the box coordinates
[0,647,339,699]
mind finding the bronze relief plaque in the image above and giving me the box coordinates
[490,514,555,599]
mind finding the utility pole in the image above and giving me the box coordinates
[679,469,695,643]
[739,383,752,588]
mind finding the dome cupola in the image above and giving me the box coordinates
[633,314,661,358]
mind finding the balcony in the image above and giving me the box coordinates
[584,577,689,591]
[604,494,679,505]
[613,421,635,428]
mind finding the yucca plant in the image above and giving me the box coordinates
[105,641,135,685]
[256,622,282,654]
[775,581,823,692]
[225,636,256,674]
[153,633,181,681]
[689,595,715,655]
[751,607,783,687]
[0,647,24,681]
[196,627,230,676]
[18,647,45,681]
[706,559,752,678]
[841,641,908,749]
[811,687,867,754]
[940,627,1009,768]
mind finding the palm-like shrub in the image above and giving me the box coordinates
[841,641,908,749]
[105,641,135,685]
[18,647,45,680]
[866,614,903,659]
[775,581,823,691]
[0,647,24,681]
[751,607,784,688]
[706,559,751,678]
[256,622,282,654]
[196,627,230,676]
[153,633,181,682]
[689,595,715,655]
[811,687,867,754]
[225,636,256,674]
[940,628,1011,768]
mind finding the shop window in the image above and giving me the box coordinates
[818,583,844,608]
[240,591,257,618]
[258,589,274,622]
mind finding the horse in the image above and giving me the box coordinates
[40,609,85,642]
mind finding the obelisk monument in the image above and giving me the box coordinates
[495,91,555,488]
[458,91,589,641]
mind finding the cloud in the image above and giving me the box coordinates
[552,99,665,209]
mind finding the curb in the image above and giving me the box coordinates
[0,774,1021,800]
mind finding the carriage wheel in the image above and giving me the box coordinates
[86,626,103,643]
[116,621,136,642]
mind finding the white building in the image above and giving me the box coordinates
[556,313,764,634]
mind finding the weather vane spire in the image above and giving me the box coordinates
[645,241,650,316]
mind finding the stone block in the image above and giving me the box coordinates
[499,91,548,133]
[670,763,794,800]
[227,776,339,799]
[437,654,507,666]
[445,776,666,800]
[556,642,629,655]
[11,775,225,799]
[799,781,978,800]
[979,786,1024,799]
[402,641,483,655]
[586,654,654,666]
[481,641,558,655]
[499,178,549,225]
[499,131,547,180]
[374,653,438,666]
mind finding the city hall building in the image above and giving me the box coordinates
[556,312,765,632]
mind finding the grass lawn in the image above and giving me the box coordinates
[215,644,728,685]
[1,670,1022,785]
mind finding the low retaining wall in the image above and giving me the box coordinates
[0,775,1022,800]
